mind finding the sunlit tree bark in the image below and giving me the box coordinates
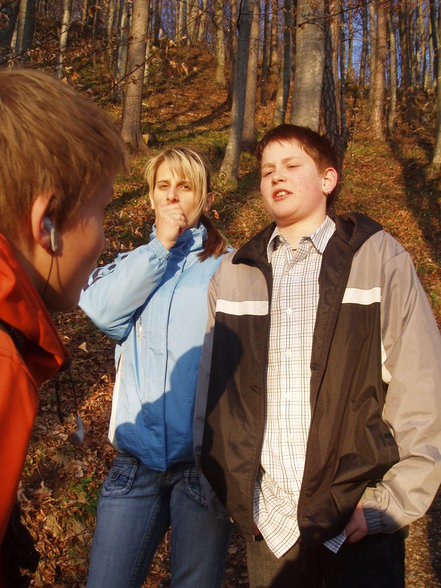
[144,2,153,85]
[81,0,89,27]
[415,0,423,87]
[359,0,368,87]
[186,0,199,45]
[56,0,72,78]
[273,0,292,125]
[387,3,397,135]
[11,0,35,63]
[270,0,280,71]
[176,0,185,42]
[121,0,149,152]
[214,0,226,87]
[369,0,386,140]
[290,0,325,130]
[429,0,438,85]
[227,0,238,107]
[398,0,411,90]
[113,0,131,103]
[0,0,18,64]
[347,0,354,81]
[329,0,340,121]
[242,0,260,148]
[429,0,441,177]
[323,0,339,147]
[427,4,434,89]
[106,0,117,62]
[368,0,376,110]
[197,0,209,43]
[260,0,270,104]
[153,0,162,45]
[220,0,253,185]
[419,0,429,90]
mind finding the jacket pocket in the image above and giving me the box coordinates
[184,463,208,507]
[101,455,138,497]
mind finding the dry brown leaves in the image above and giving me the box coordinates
[15,48,441,587]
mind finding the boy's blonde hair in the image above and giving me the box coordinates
[0,69,128,241]
[144,147,227,261]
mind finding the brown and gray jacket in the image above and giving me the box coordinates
[194,213,441,547]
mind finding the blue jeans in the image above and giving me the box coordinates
[87,456,232,588]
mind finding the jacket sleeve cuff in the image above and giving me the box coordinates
[149,238,171,262]
[361,486,385,534]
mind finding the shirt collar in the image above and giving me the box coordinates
[267,215,336,262]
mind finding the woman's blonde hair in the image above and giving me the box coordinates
[0,69,128,241]
[144,147,227,260]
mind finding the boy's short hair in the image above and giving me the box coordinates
[0,69,129,241]
[145,147,212,220]
[256,124,340,209]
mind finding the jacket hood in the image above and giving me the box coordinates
[0,233,69,386]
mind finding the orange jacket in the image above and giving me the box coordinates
[0,233,69,545]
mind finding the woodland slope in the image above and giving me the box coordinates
[19,49,441,586]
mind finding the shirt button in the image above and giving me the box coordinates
[285,307,292,315]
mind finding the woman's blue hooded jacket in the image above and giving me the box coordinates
[79,223,224,471]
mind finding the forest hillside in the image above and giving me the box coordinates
[13,44,441,586]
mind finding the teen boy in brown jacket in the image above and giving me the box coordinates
[195,124,441,587]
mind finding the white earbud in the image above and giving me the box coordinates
[42,216,58,253]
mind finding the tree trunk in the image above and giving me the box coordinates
[270,0,279,71]
[290,0,325,130]
[427,4,434,89]
[419,0,428,90]
[227,0,238,107]
[144,2,152,85]
[242,0,260,149]
[338,0,347,147]
[220,0,253,185]
[347,0,354,81]
[121,0,149,153]
[429,0,438,87]
[260,0,270,104]
[1,0,19,65]
[359,0,368,87]
[322,0,339,148]
[56,0,72,79]
[186,0,198,45]
[106,0,116,62]
[369,0,386,140]
[367,0,376,111]
[153,0,161,45]
[11,0,35,63]
[197,0,209,43]
[273,0,292,125]
[415,0,422,88]
[330,0,340,123]
[176,0,185,42]
[387,4,397,135]
[113,0,131,103]
[214,0,226,87]
[81,0,89,27]
[429,0,441,177]
[398,0,411,90]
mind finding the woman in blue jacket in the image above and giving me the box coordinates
[80,147,232,588]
